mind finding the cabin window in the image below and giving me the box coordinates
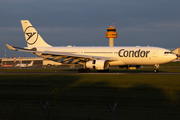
[164,51,172,54]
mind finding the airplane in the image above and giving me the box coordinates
[15,61,34,68]
[6,20,177,73]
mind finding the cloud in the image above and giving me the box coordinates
[151,22,180,30]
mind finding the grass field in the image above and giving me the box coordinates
[0,61,180,120]
[0,74,180,120]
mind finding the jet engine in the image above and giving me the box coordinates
[86,60,109,70]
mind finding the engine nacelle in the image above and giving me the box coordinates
[86,60,109,70]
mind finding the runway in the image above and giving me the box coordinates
[0,66,180,75]
[0,72,180,75]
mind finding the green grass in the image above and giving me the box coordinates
[1,74,180,120]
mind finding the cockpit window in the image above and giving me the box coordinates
[164,51,172,54]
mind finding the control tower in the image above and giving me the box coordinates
[105,23,117,47]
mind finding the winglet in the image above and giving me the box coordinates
[5,44,17,51]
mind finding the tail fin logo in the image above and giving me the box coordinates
[24,26,38,45]
[26,32,36,41]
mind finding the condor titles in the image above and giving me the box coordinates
[118,49,150,58]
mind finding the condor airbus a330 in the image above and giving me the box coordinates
[6,20,177,73]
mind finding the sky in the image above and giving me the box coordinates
[1,0,180,57]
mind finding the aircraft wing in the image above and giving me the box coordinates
[6,44,118,64]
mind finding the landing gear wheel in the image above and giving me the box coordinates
[78,68,90,73]
[154,64,159,73]
[153,69,158,73]
[97,69,109,72]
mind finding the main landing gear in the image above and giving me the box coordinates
[154,64,159,73]
[78,64,91,73]
[78,68,90,73]
[97,69,109,72]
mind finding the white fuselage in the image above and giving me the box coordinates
[32,46,176,66]
[15,63,29,67]
[6,20,177,72]
[15,61,34,68]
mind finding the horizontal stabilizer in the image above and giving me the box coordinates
[6,44,17,51]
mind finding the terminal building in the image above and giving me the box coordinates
[172,47,180,59]
[0,57,62,67]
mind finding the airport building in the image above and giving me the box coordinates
[0,57,62,67]
[172,47,180,58]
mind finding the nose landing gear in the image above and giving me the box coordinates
[154,64,159,73]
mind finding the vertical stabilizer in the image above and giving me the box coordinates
[21,20,52,47]
[28,61,34,66]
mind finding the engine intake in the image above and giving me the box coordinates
[86,60,109,70]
